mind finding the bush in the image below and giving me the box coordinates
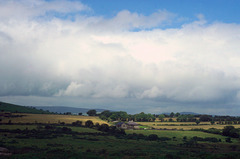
[204,137,219,142]
[148,134,159,141]
[62,127,72,132]
[72,120,82,126]
[225,137,232,143]
[183,136,187,140]
[98,124,109,132]
[45,125,55,130]
[85,120,94,128]
[158,137,171,141]
[223,126,240,138]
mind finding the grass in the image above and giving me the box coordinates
[1,113,109,125]
[137,121,240,130]
[0,101,51,114]
[0,124,100,133]
[1,124,240,158]
[126,129,239,143]
[0,125,37,130]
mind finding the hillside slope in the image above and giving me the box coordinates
[35,106,108,114]
[0,101,52,114]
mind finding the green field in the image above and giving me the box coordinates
[1,112,240,158]
[1,124,240,159]
[137,121,240,130]
[126,129,239,143]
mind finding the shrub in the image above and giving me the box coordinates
[183,136,187,140]
[98,124,109,132]
[62,127,72,132]
[72,120,82,126]
[148,134,159,141]
[158,137,171,141]
[204,137,219,142]
[225,137,232,143]
[223,126,240,138]
[45,125,55,130]
[85,120,94,128]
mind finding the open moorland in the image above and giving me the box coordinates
[1,105,240,159]
[1,122,240,159]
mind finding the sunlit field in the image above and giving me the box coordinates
[1,113,109,125]
[137,121,240,130]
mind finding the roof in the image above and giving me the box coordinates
[115,122,125,126]
[126,121,138,126]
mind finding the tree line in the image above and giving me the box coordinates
[98,111,156,122]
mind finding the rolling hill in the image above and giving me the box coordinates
[0,101,52,114]
[35,106,108,114]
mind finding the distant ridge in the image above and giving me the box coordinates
[162,112,199,115]
[180,112,199,115]
[35,106,109,114]
[0,101,51,114]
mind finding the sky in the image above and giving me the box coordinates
[0,0,240,115]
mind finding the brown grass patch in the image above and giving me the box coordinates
[1,113,109,125]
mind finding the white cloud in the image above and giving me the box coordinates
[1,0,240,114]
[140,86,163,99]
[0,0,89,21]
[94,10,175,31]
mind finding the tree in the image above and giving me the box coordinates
[222,126,235,136]
[78,112,82,116]
[99,110,112,120]
[87,109,97,116]
[170,112,175,117]
[175,112,180,117]
[177,115,187,122]
[158,114,165,122]
[85,120,94,128]
[196,120,200,125]
[98,124,109,132]
[222,126,239,138]
[64,112,72,115]
[199,115,212,121]
[72,120,82,126]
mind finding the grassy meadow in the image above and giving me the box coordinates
[137,121,240,130]
[126,129,239,143]
[1,113,109,125]
[1,124,240,159]
[1,113,240,158]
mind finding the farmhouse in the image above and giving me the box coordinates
[115,121,139,130]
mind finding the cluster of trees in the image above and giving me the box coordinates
[71,120,126,136]
[60,109,240,124]
[192,126,240,139]
[156,113,240,123]
[99,111,156,122]
[222,126,240,138]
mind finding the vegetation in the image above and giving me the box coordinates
[1,104,240,158]
[1,122,240,159]
[0,101,52,114]
[222,126,240,138]
[0,113,109,125]
[87,109,97,116]
[99,110,156,122]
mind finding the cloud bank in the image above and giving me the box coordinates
[1,0,240,115]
